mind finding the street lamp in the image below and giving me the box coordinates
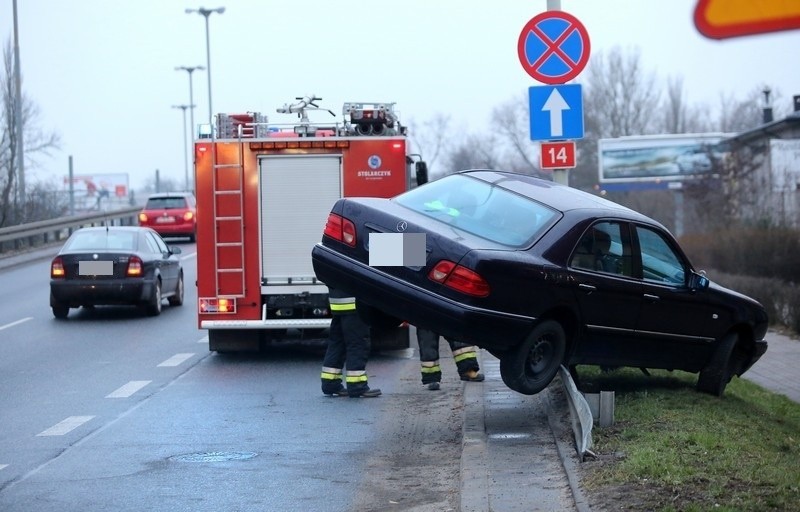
[172,104,193,191]
[185,7,225,137]
[174,65,205,140]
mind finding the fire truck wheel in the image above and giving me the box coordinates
[168,272,185,306]
[144,279,163,316]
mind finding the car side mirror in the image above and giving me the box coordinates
[688,270,709,291]
[170,246,183,255]
[415,161,429,186]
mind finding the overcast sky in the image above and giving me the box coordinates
[2,0,798,191]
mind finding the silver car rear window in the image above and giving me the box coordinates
[395,174,558,247]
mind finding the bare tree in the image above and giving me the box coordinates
[0,38,60,226]
[489,93,546,177]
[716,86,772,133]
[583,46,662,139]
[408,113,453,179]
[445,133,503,175]
[662,75,713,134]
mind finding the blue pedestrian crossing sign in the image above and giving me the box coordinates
[529,84,584,141]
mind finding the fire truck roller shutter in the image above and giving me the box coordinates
[259,155,342,284]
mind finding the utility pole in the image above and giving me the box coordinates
[13,0,26,212]
[546,0,568,186]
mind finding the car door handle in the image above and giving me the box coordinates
[578,284,596,292]
[643,293,660,301]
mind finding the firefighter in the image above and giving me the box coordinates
[320,288,382,398]
[417,327,485,390]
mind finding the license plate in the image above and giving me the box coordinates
[156,216,175,223]
[79,260,113,276]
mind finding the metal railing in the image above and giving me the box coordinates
[0,207,141,255]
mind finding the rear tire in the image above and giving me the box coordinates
[697,332,738,397]
[168,272,184,306]
[145,279,162,316]
[500,320,566,395]
[52,304,69,319]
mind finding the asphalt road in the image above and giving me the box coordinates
[0,243,468,511]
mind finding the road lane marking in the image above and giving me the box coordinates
[106,380,151,398]
[37,416,95,436]
[0,464,8,471]
[157,353,195,367]
[198,336,208,344]
[181,252,197,261]
[0,317,33,331]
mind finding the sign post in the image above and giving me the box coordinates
[518,5,590,185]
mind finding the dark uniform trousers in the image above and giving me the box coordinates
[417,327,480,384]
[321,288,372,396]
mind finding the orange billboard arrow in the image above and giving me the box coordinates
[695,0,800,39]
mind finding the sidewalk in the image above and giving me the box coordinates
[460,329,799,512]
[743,330,800,403]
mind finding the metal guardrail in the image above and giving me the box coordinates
[0,207,141,254]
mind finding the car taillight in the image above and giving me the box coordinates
[138,213,148,223]
[51,257,65,278]
[323,213,356,247]
[428,260,490,297]
[183,211,194,221]
[126,256,143,277]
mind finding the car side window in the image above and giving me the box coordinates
[144,232,164,255]
[635,226,686,285]
[570,221,632,277]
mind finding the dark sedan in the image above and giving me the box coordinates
[50,226,184,318]
[311,170,768,396]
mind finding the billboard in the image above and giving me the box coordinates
[598,133,733,184]
[63,173,130,211]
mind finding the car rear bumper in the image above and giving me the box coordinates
[311,244,535,350]
[145,223,195,237]
[50,279,155,307]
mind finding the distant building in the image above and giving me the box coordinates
[724,98,800,227]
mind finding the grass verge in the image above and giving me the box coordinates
[574,366,800,512]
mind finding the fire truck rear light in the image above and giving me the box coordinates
[199,297,237,314]
[392,142,403,149]
[138,213,148,223]
[183,211,194,221]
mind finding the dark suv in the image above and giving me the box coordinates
[138,192,197,241]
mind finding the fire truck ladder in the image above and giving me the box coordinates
[211,135,246,298]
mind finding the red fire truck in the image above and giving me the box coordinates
[194,96,427,352]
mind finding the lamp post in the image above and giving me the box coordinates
[172,105,192,191]
[185,7,225,136]
[174,65,205,140]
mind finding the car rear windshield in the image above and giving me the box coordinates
[145,196,189,209]
[395,174,558,247]
[66,231,137,251]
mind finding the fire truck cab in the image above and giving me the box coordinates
[194,96,427,352]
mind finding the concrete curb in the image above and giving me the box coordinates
[460,370,489,512]
[460,351,592,512]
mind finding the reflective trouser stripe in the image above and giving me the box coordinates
[421,361,441,374]
[345,370,368,383]
[321,367,343,381]
[453,347,478,363]
[329,296,356,313]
